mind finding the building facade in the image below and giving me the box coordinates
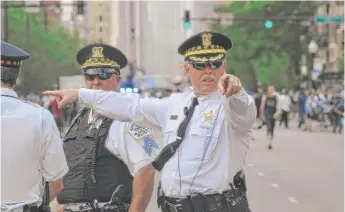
[60,1,224,78]
[316,0,344,72]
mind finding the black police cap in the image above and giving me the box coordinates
[178,31,232,63]
[1,41,30,68]
[76,43,128,71]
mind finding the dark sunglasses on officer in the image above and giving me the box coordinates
[187,59,224,71]
[84,68,119,81]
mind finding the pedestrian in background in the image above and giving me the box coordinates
[260,85,280,149]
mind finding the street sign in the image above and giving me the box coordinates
[25,0,40,13]
[315,16,344,23]
[329,16,344,23]
[315,16,328,23]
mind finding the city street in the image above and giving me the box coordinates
[147,122,344,212]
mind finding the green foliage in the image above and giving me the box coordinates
[213,1,318,89]
[7,8,84,94]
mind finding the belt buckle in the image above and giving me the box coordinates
[208,194,222,211]
[166,201,181,212]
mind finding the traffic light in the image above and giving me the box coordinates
[184,10,191,30]
[264,5,273,29]
[76,1,85,15]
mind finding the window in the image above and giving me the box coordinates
[99,27,103,32]
[99,16,102,22]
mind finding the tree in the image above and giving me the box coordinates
[7,8,84,94]
[213,1,318,89]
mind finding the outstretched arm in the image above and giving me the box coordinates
[43,88,170,129]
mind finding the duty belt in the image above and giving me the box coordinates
[63,202,129,212]
[162,188,250,212]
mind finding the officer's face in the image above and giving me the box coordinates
[85,73,121,91]
[185,59,226,95]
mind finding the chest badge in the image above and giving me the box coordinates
[203,110,215,124]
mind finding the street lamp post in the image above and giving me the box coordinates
[308,40,318,89]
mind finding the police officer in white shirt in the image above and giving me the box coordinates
[1,41,69,212]
[49,43,157,212]
[44,31,257,212]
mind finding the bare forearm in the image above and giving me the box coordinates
[129,165,155,212]
[48,180,64,201]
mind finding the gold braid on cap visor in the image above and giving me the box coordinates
[81,57,120,69]
[184,45,226,57]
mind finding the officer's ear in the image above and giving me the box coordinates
[116,74,121,83]
[184,63,190,77]
[222,59,227,68]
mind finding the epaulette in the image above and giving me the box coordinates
[24,101,42,108]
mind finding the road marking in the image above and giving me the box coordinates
[257,172,264,176]
[288,197,298,204]
[270,183,279,188]
[248,163,255,167]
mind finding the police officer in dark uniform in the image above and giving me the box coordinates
[55,44,157,212]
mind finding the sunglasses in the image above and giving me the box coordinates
[84,72,115,81]
[189,60,223,71]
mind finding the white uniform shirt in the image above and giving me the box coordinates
[77,87,256,197]
[86,110,159,176]
[1,88,69,210]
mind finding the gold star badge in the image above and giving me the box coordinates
[203,110,215,124]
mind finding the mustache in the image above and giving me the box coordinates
[201,75,216,81]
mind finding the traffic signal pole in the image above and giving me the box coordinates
[2,1,8,41]
[185,15,316,24]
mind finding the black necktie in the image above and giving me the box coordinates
[176,97,199,141]
[152,97,199,171]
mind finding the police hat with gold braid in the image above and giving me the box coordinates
[76,43,127,75]
[1,41,30,68]
[178,31,232,63]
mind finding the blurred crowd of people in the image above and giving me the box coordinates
[253,86,344,134]
[19,92,78,133]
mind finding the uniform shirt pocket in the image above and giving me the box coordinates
[184,105,222,161]
[185,123,219,161]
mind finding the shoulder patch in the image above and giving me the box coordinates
[127,123,152,140]
[143,137,159,156]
